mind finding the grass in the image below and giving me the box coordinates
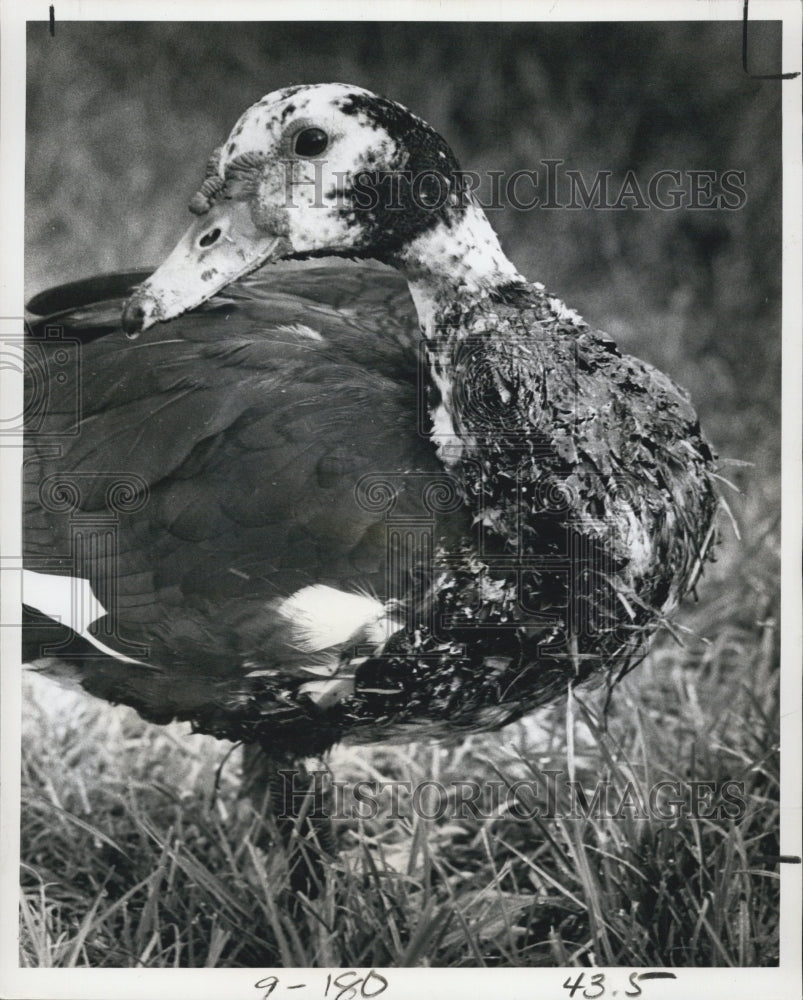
[21,510,780,967]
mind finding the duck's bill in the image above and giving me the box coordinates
[121,202,290,338]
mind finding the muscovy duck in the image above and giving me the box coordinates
[24,83,718,814]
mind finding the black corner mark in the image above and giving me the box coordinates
[742,0,800,80]
[638,972,678,981]
[49,5,54,37]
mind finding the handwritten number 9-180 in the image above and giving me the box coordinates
[254,970,389,1000]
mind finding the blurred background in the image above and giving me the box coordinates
[21,19,784,968]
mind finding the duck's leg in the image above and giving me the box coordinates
[240,744,336,901]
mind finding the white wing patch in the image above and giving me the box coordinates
[277,584,392,653]
[23,569,144,666]
[277,583,402,709]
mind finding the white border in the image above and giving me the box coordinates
[1,2,800,998]
[778,0,803,981]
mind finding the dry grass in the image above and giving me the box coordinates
[21,520,780,967]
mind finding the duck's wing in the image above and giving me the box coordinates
[23,264,469,717]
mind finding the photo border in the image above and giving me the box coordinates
[1,2,800,998]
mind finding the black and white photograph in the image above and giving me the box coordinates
[0,2,800,998]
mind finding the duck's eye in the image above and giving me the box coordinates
[293,127,329,157]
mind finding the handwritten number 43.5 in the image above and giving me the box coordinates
[563,972,643,998]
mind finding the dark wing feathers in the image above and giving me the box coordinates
[24,264,455,673]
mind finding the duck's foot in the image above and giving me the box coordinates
[240,744,336,905]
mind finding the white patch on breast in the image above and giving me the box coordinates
[22,570,144,665]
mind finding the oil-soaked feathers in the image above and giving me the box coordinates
[24,262,717,756]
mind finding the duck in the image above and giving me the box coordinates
[23,83,718,830]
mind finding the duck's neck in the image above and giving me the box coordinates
[391,204,528,338]
[388,204,530,472]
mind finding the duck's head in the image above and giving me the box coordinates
[122,83,519,336]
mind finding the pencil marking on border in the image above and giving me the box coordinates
[742,0,800,80]
[49,5,54,37]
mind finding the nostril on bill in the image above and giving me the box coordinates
[199,227,221,248]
